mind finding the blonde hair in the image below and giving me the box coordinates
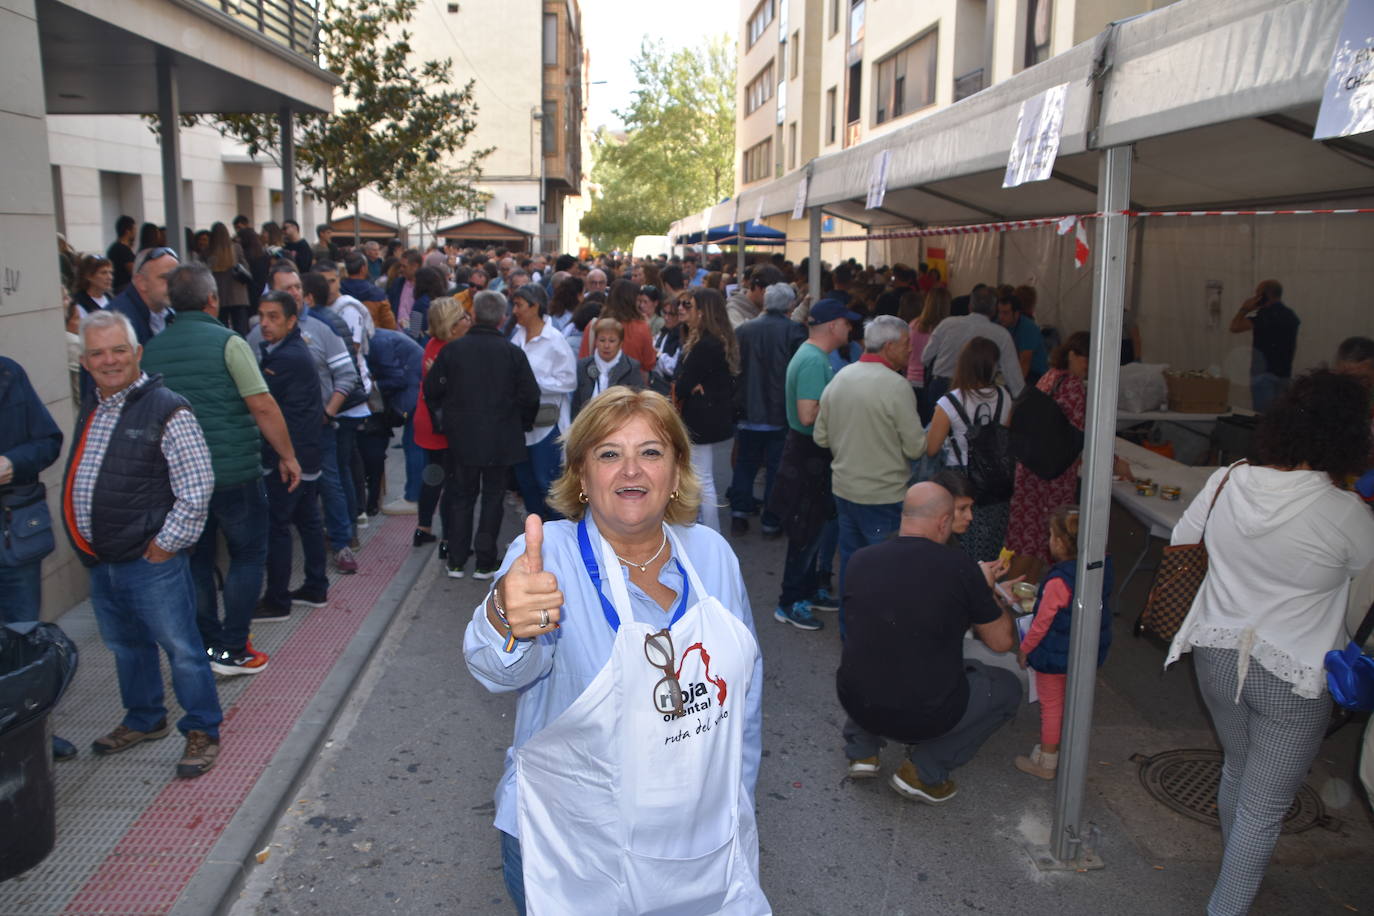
[427,297,466,340]
[592,316,625,341]
[548,388,701,524]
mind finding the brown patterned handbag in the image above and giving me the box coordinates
[1137,463,1242,642]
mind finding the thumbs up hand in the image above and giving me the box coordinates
[490,514,564,640]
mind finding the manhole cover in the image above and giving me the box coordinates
[1131,749,1332,834]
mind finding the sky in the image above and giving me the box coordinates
[581,0,737,132]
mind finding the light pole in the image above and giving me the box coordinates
[532,107,546,253]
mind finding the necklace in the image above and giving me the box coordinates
[613,528,668,573]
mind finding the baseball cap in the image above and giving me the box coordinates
[808,298,862,325]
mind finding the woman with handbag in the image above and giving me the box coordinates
[1164,370,1374,916]
[673,287,737,533]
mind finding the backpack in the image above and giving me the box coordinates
[1010,375,1084,480]
[944,388,1014,505]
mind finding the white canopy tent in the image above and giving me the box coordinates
[676,0,1373,866]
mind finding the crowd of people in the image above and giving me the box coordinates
[7,212,1371,915]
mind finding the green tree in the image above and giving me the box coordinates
[387,160,492,244]
[580,36,735,250]
[192,0,489,218]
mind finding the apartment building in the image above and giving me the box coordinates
[736,0,1175,263]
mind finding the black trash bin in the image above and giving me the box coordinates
[0,621,77,882]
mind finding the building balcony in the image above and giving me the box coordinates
[192,0,320,59]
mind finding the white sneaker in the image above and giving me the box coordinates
[847,756,880,779]
[382,499,418,516]
[356,513,369,528]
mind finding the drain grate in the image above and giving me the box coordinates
[1131,749,1333,834]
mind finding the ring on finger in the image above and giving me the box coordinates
[539,608,549,628]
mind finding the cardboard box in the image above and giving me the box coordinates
[1165,373,1229,413]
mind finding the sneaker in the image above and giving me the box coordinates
[446,561,466,579]
[52,736,78,762]
[382,499,418,516]
[413,529,438,547]
[760,524,783,539]
[210,647,269,676]
[1014,744,1059,781]
[807,587,839,611]
[774,601,823,631]
[472,567,498,581]
[176,730,220,779]
[92,719,170,756]
[289,586,329,608]
[356,513,369,529]
[333,546,359,574]
[730,516,749,536]
[252,601,292,622]
[847,755,880,779]
[890,761,957,804]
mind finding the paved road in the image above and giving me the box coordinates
[231,494,1374,915]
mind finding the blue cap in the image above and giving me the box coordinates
[808,298,863,325]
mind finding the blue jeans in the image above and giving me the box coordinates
[0,560,42,623]
[402,417,426,503]
[729,426,786,527]
[264,476,328,607]
[1250,373,1290,413]
[500,831,526,914]
[817,517,838,579]
[835,497,903,642]
[89,552,222,738]
[318,422,355,551]
[778,529,823,608]
[514,426,564,521]
[192,479,268,654]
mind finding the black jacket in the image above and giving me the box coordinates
[259,327,324,475]
[572,354,644,418]
[674,333,735,445]
[423,326,540,467]
[734,311,806,428]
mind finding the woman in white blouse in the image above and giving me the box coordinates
[1165,369,1374,916]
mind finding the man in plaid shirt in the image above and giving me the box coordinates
[62,310,223,779]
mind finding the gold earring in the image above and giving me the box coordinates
[669,489,680,501]
[578,491,588,504]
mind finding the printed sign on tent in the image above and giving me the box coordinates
[753,197,763,227]
[792,175,810,220]
[729,200,739,234]
[1314,0,1374,139]
[1003,83,1069,189]
[865,149,893,210]
[701,207,712,236]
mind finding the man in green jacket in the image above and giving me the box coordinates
[143,264,300,675]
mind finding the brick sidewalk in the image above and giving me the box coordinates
[0,512,424,915]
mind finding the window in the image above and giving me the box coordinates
[829,0,840,37]
[747,0,775,48]
[543,13,558,67]
[825,87,837,145]
[542,101,558,155]
[742,138,773,184]
[745,63,774,115]
[873,30,937,126]
[788,122,798,170]
[790,30,800,79]
[1024,0,1052,69]
[447,3,459,12]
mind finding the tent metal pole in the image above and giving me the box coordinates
[1049,143,1131,866]
[738,228,746,279]
[808,208,821,298]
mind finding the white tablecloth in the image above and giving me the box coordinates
[1112,438,1220,539]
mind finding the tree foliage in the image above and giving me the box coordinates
[580,36,735,250]
[387,160,491,243]
[194,0,490,217]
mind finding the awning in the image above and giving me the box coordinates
[675,220,787,246]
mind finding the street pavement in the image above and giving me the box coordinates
[229,478,1374,915]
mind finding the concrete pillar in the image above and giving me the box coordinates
[279,106,295,224]
[156,52,182,255]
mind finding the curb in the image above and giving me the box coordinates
[171,544,436,915]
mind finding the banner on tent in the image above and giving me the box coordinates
[1314,0,1374,140]
[1003,83,1068,189]
[792,175,810,220]
[866,150,893,210]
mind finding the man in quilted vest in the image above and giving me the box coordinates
[63,310,223,780]
[144,264,301,677]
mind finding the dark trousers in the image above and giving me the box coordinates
[264,475,328,607]
[843,660,1021,784]
[729,426,786,527]
[357,428,392,515]
[191,478,268,654]
[418,447,450,532]
[0,560,42,622]
[446,462,507,570]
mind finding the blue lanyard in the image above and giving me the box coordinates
[577,518,689,632]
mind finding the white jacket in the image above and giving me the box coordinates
[1165,463,1374,698]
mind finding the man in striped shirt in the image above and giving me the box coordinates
[63,310,223,780]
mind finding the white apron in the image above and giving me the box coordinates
[515,523,770,915]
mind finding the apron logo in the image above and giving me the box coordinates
[659,642,730,724]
